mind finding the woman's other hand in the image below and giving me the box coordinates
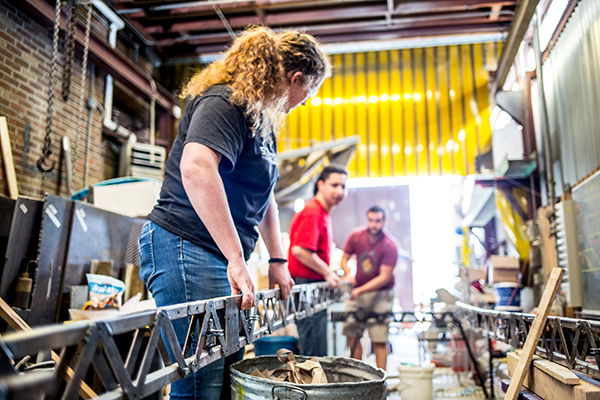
[268,261,295,300]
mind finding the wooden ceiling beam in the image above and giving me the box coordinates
[490,4,503,20]
[160,22,508,59]
[394,0,515,13]
[143,4,511,34]
[111,0,517,62]
[314,23,508,43]
[153,9,511,37]
[144,4,388,33]
[155,13,510,48]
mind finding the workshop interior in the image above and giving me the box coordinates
[2,0,600,399]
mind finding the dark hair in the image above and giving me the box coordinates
[313,164,348,195]
[367,205,386,220]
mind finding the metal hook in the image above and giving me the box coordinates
[37,156,56,173]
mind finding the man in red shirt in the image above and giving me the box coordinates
[341,205,398,370]
[288,164,347,356]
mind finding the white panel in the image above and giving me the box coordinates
[555,200,582,307]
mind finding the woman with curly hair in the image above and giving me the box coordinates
[138,26,330,400]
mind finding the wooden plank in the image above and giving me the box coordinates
[512,351,580,385]
[0,117,18,199]
[508,352,574,399]
[501,378,545,399]
[0,297,97,399]
[123,263,144,301]
[534,359,580,385]
[508,351,600,400]
[0,296,29,331]
[515,350,579,385]
[505,267,565,400]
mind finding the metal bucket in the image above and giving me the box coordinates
[230,355,387,400]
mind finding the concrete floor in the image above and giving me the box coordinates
[340,325,495,399]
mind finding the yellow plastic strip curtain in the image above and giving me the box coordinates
[279,42,501,178]
[495,188,530,262]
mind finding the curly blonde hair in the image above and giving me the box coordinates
[181,26,331,136]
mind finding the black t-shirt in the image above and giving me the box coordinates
[149,85,279,261]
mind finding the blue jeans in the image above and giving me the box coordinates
[138,220,242,400]
[294,278,328,357]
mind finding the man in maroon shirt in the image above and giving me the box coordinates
[341,205,398,370]
[288,164,347,356]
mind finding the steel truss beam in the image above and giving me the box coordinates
[330,309,453,324]
[0,282,349,399]
[457,302,600,380]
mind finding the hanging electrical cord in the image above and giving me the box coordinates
[38,0,62,195]
[149,79,157,165]
[71,0,93,194]
[61,0,77,102]
[502,176,543,198]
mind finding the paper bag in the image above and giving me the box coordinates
[249,348,328,384]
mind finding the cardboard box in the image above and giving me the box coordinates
[90,180,162,218]
[489,255,520,283]
[459,265,487,283]
[468,267,487,282]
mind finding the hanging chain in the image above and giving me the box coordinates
[38,0,62,195]
[71,1,92,192]
[61,0,77,102]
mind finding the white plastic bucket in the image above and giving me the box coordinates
[397,363,435,400]
[494,282,521,308]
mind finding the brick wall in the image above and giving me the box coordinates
[0,0,117,199]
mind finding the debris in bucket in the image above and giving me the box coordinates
[249,348,328,384]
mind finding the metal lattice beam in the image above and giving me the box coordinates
[0,282,350,399]
[457,302,600,380]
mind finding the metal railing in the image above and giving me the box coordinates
[457,302,600,380]
[0,282,350,400]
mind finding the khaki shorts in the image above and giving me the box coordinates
[342,289,394,343]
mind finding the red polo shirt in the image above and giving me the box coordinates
[287,198,332,280]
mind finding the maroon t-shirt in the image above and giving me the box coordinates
[288,199,332,280]
[343,227,398,289]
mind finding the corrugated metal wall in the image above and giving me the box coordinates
[542,0,600,185]
[279,42,502,178]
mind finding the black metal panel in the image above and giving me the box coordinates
[62,202,137,288]
[0,195,16,279]
[24,195,74,326]
[0,197,43,304]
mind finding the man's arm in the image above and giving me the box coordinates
[291,246,340,287]
[181,142,255,309]
[340,252,356,284]
[350,264,394,299]
[258,193,295,300]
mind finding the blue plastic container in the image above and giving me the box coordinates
[253,336,298,356]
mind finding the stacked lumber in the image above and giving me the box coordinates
[507,351,600,400]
